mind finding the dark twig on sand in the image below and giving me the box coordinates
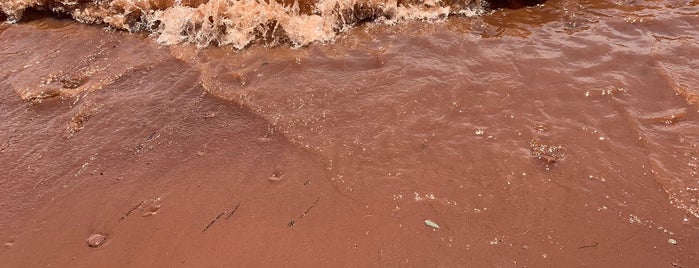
[226,202,241,220]
[146,131,157,141]
[300,197,320,219]
[578,242,599,249]
[202,211,227,232]
[288,197,320,227]
[119,200,145,222]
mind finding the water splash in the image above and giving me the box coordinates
[1,0,496,48]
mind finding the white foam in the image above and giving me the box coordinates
[1,0,487,48]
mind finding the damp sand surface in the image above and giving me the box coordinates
[1,0,699,266]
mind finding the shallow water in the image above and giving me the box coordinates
[1,0,699,266]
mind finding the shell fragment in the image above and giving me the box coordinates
[424,220,440,230]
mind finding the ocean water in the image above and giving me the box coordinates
[1,0,698,266]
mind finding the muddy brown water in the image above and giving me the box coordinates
[1,0,699,266]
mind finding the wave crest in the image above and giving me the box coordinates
[1,0,493,48]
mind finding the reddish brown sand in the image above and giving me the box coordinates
[1,0,699,266]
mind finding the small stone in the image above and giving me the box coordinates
[202,111,216,119]
[268,169,284,182]
[424,220,440,230]
[267,176,282,182]
[668,238,677,245]
[87,233,106,247]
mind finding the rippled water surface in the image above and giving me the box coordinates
[1,0,698,266]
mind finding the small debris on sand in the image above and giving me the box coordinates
[267,176,282,182]
[119,200,145,221]
[578,242,598,249]
[202,211,227,232]
[424,220,440,230]
[87,233,107,247]
[268,169,284,182]
[668,238,678,245]
[202,111,216,119]
[530,140,565,165]
[226,202,241,220]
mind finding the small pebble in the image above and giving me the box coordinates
[668,238,677,245]
[87,233,106,247]
[424,220,440,230]
[202,111,216,119]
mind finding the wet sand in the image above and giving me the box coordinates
[1,0,699,266]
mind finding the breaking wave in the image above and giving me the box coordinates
[0,0,541,49]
